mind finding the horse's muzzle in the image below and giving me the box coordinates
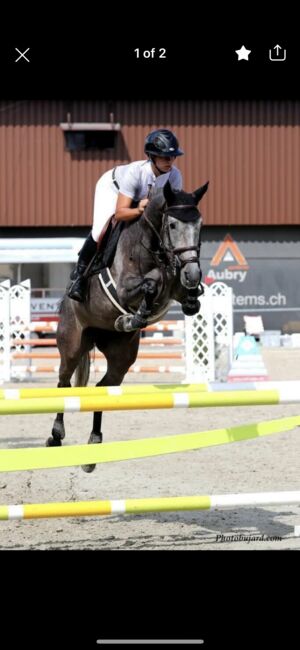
[180,260,201,289]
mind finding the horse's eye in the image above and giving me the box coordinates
[169,222,176,230]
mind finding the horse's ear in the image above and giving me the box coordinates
[192,181,209,204]
[163,180,175,205]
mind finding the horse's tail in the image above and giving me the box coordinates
[74,352,90,387]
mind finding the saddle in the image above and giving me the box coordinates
[89,219,125,277]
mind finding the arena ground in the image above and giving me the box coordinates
[0,347,300,550]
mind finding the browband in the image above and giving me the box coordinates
[165,204,201,223]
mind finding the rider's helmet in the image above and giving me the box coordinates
[144,129,184,157]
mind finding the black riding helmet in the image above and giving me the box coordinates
[144,129,184,157]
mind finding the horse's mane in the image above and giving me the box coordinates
[144,187,165,219]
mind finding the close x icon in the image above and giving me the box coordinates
[14,47,30,62]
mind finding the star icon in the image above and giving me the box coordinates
[235,45,251,61]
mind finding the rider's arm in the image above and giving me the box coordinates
[114,193,148,221]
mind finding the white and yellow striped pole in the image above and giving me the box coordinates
[1,491,300,520]
[0,383,208,400]
[1,380,299,401]
[0,384,300,415]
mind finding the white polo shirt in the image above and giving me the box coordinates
[114,160,182,202]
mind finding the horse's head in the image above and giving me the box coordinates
[160,180,208,290]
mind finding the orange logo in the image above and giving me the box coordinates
[210,234,249,270]
[205,234,249,284]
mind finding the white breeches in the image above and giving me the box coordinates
[91,169,119,242]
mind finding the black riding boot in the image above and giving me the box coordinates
[68,233,98,302]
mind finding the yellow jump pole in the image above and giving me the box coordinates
[1,491,300,520]
[0,387,300,415]
[0,383,208,401]
[1,380,299,401]
[1,416,299,473]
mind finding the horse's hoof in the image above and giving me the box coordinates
[46,436,62,447]
[81,463,96,473]
[81,432,102,473]
[51,422,65,440]
[89,433,103,444]
[182,300,200,316]
[115,314,148,332]
[114,315,133,332]
[114,315,124,331]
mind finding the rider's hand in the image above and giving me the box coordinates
[138,198,149,211]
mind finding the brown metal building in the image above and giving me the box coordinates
[1,99,299,331]
[1,99,300,228]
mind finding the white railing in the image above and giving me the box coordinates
[185,282,233,382]
[0,280,233,383]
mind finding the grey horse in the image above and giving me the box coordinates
[48,180,208,471]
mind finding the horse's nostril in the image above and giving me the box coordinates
[181,264,201,290]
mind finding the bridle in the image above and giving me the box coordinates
[143,203,202,275]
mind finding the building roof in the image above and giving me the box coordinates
[0,238,85,263]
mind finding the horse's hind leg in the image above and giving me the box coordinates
[47,328,92,447]
[82,330,140,473]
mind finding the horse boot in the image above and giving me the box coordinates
[68,233,98,302]
[182,284,203,316]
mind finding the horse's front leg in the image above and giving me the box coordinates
[181,284,204,315]
[174,275,204,316]
[115,270,161,333]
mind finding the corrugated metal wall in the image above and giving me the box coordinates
[1,100,300,227]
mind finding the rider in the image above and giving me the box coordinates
[68,129,184,302]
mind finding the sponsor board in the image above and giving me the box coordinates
[203,232,300,332]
